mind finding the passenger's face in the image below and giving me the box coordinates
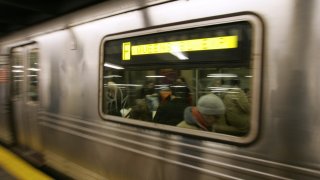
[202,115,216,126]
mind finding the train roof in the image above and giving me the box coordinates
[0,0,107,38]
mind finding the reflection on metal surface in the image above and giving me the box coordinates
[12,65,24,68]
[27,68,40,71]
[12,70,24,73]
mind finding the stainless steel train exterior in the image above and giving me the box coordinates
[1,0,320,179]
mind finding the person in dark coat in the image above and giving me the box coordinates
[129,80,157,121]
[153,86,190,126]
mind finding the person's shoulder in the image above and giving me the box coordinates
[177,121,199,130]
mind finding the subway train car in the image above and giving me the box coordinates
[1,0,320,179]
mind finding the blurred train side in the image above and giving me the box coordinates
[1,0,320,179]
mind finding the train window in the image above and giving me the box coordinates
[100,17,261,142]
[11,49,24,97]
[27,49,39,101]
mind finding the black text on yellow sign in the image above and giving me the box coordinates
[122,36,238,60]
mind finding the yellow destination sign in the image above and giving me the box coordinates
[122,35,238,60]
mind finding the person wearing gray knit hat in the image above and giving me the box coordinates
[197,94,225,115]
[177,94,225,131]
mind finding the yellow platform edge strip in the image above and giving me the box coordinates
[0,146,53,180]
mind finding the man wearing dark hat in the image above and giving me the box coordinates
[177,94,225,131]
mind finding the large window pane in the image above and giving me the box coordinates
[102,21,253,137]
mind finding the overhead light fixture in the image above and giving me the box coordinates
[170,85,186,88]
[226,91,240,94]
[146,75,165,78]
[155,84,170,87]
[104,83,142,87]
[104,63,124,70]
[208,87,228,91]
[208,86,240,91]
[116,84,142,87]
[207,73,238,78]
[104,75,122,78]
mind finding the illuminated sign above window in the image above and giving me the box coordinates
[104,21,251,67]
[122,36,238,60]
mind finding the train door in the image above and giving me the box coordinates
[0,55,13,145]
[11,44,41,152]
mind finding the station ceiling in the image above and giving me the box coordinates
[0,0,107,37]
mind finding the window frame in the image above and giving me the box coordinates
[99,14,263,144]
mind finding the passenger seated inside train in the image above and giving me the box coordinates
[177,94,225,131]
[153,85,190,126]
[128,99,153,121]
[127,80,157,121]
[214,78,250,136]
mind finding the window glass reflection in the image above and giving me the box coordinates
[12,52,24,97]
[27,50,39,101]
[103,67,252,136]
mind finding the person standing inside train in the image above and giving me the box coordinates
[215,78,250,136]
[153,85,190,126]
[177,94,225,131]
[105,81,124,116]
